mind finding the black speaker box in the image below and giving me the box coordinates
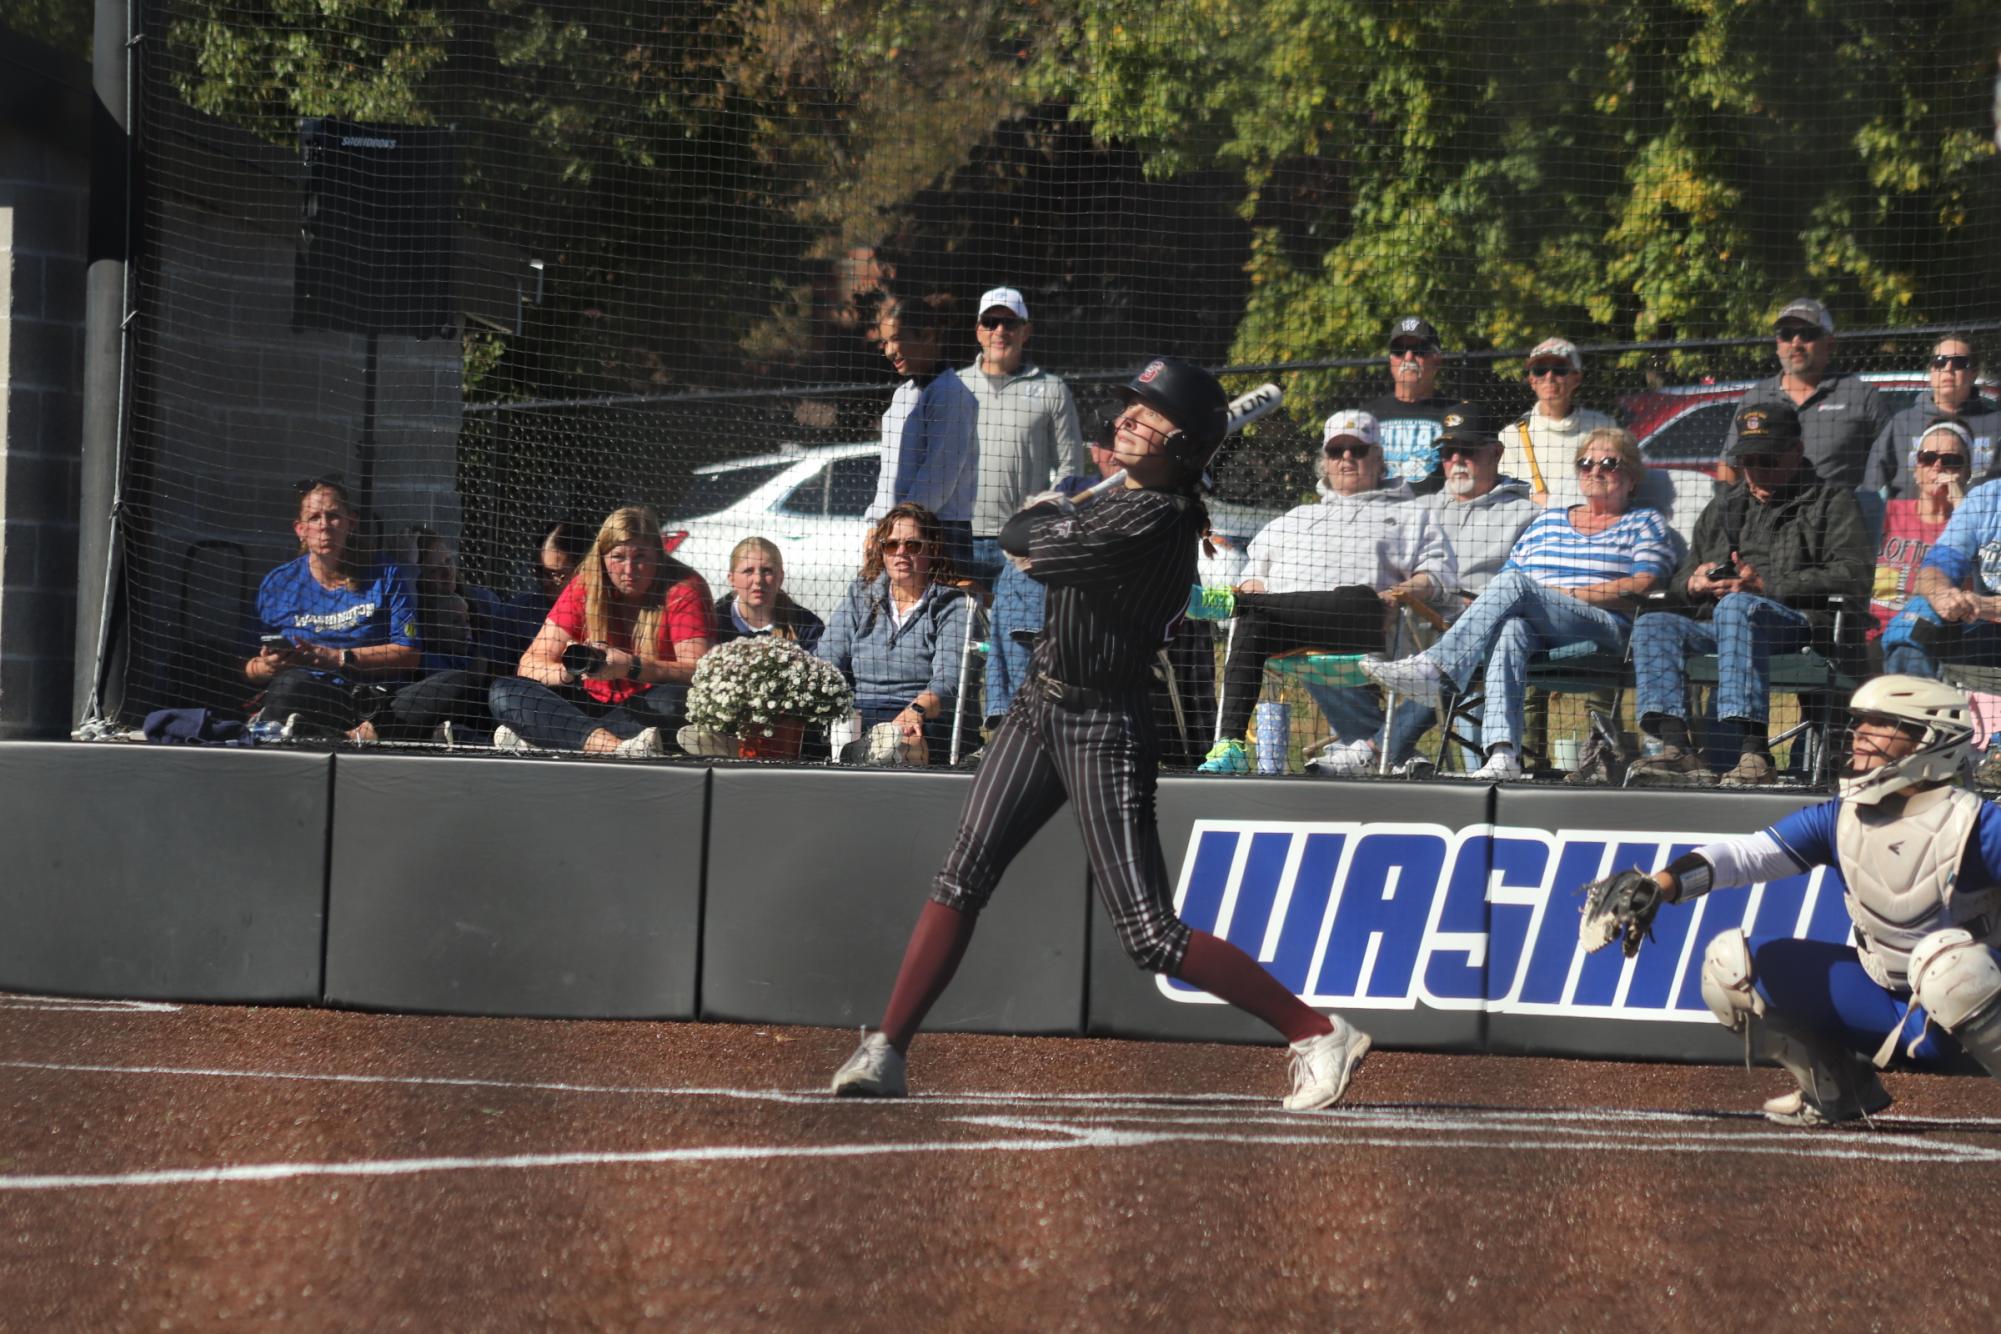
[293,118,456,338]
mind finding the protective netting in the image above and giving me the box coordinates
[113,0,2001,774]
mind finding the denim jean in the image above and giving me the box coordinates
[488,675,686,750]
[1302,681,1436,766]
[964,536,1008,589]
[985,558,1046,719]
[1631,593,1811,725]
[1421,570,1630,752]
[1882,612,2001,680]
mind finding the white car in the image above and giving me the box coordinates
[661,443,1275,621]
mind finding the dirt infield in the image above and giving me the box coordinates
[2,994,1998,1331]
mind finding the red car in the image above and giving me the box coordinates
[1619,373,1997,478]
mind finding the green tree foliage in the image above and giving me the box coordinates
[5,0,92,61]
[1027,0,2001,418]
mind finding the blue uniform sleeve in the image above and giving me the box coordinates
[1968,801,2001,890]
[1766,800,1838,869]
[382,566,421,648]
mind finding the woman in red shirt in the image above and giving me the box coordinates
[488,506,713,756]
[1872,419,1971,640]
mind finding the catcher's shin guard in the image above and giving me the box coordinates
[1910,929,2001,1083]
[1701,930,1888,1126]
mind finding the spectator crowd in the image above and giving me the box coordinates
[169,289,2001,788]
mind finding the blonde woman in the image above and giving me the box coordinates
[489,506,713,756]
[1364,427,1677,779]
[713,536,826,652]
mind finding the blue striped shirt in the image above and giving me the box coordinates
[1501,506,1677,592]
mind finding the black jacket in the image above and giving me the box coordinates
[1664,475,1872,638]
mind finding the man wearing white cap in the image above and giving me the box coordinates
[1725,298,1887,491]
[1197,409,1452,774]
[957,285,1088,587]
[1500,336,1618,510]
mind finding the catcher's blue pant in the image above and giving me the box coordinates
[1747,935,1958,1065]
[931,677,1191,974]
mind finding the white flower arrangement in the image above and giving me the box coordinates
[685,635,853,738]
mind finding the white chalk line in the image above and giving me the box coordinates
[0,996,180,1014]
[2,1057,2001,1190]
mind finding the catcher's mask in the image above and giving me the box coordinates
[1838,673,1974,805]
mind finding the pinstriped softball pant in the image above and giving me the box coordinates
[931,684,1191,974]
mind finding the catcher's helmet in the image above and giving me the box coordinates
[1114,357,1230,481]
[1839,673,1974,805]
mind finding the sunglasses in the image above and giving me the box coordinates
[293,474,346,494]
[1917,450,1969,470]
[879,538,930,555]
[978,315,1023,331]
[1388,342,1435,358]
[1932,355,1973,371]
[1776,326,1825,344]
[1324,442,1376,460]
[1439,444,1494,462]
[1527,364,1575,379]
[1736,451,1795,469]
[1575,457,1623,474]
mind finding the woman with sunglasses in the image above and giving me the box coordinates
[1872,420,1973,641]
[815,503,971,762]
[489,505,714,757]
[1866,334,2000,499]
[246,478,483,741]
[1364,427,1677,780]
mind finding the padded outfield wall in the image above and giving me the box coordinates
[2,743,1842,1063]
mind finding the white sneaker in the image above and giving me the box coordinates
[1282,1015,1371,1111]
[676,724,737,758]
[830,1030,907,1098]
[493,725,539,753]
[1305,738,1379,777]
[1469,748,1523,781]
[613,726,665,759]
[1360,654,1446,707]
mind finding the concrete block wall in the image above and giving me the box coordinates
[0,102,90,739]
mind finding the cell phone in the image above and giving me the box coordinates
[1706,561,1738,580]
[260,633,295,650]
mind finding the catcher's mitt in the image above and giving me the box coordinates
[1578,869,1665,958]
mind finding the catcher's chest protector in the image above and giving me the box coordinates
[1838,786,1991,989]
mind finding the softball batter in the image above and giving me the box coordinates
[830,357,1370,1110]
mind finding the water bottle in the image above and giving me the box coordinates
[245,719,288,745]
[1254,700,1290,774]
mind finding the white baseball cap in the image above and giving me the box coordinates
[1322,409,1381,449]
[1527,336,1582,371]
[977,286,1030,321]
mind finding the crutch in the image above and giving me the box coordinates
[949,589,991,765]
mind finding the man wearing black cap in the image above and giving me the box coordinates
[1723,298,1887,490]
[1626,400,1872,787]
[1363,315,1476,496]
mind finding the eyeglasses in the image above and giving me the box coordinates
[978,315,1023,331]
[1775,326,1825,344]
[1932,355,1973,371]
[1916,450,1969,470]
[1527,364,1575,379]
[879,538,930,555]
[1388,342,1435,358]
[1574,457,1623,475]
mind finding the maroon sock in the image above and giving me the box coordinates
[1174,930,1333,1045]
[878,900,978,1051]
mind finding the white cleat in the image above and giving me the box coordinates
[1282,1015,1372,1111]
[1360,654,1446,708]
[830,1029,908,1098]
[1761,1080,1891,1128]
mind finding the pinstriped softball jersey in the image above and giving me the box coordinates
[930,485,1204,972]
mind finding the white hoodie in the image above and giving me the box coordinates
[1244,479,1456,598]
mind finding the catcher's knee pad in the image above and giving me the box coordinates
[1908,929,2001,1034]
[1700,929,1765,1033]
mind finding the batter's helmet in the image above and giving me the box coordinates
[1114,356,1230,481]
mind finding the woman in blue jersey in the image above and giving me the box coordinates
[1363,427,1676,779]
[245,478,479,740]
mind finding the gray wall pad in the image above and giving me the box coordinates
[1489,787,1832,1061]
[322,754,707,1018]
[0,742,329,1001]
[702,768,1088,1034]
[1088,777,1496,1050]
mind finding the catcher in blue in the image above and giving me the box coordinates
[1579,674,2001,1126]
